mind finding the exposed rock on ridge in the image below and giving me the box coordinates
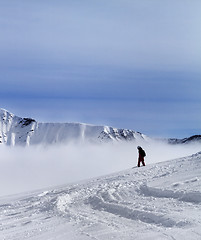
[0,108,147,146]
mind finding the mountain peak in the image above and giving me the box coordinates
[0,108,146,146]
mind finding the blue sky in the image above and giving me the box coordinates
[0,0,201,138]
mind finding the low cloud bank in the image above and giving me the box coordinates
[0,142,200,196]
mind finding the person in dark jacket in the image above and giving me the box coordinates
[137,146,146,167]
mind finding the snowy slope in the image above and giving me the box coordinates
[0,152,201,240]
[0,108,147,146]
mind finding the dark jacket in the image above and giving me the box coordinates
[138,147,146,157]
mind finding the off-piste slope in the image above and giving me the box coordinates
[0,152,201,240]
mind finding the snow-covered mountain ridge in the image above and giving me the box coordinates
[1,108,200,146]
[168,135,201,144]
[0,108,147,146]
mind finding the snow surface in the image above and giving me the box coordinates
[0,152,201,239]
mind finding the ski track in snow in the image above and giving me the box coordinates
[0,153,201,240]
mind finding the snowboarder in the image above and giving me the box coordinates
[137,146,146,167]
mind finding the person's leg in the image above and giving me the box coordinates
[138,158,140,167]
[142,157,145,166]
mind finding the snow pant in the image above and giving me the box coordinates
[138,155,145,167]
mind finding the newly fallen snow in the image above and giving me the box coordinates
[0,152,201,239]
